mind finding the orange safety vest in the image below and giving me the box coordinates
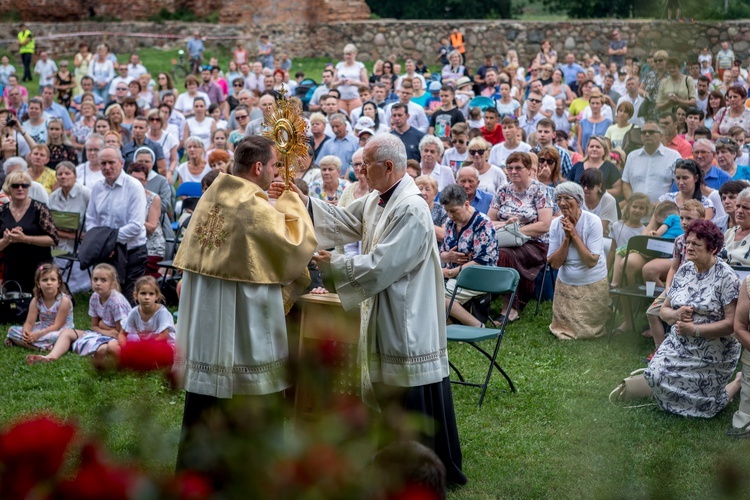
[450,32,465,54]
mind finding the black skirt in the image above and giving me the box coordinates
[375,376,468,486]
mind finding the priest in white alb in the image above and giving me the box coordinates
[269,133,466,485]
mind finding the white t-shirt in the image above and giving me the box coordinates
[488,141,532,167]
[185,116,215,145]
[611,220,644,249]
[621,145,681,204]
[441,147,469,177]
[174,91,212,116]
[176,162,211,183]
[583,192,617,236]
[477,164,507,194]
[335,61,366,100]
[34,59,58,86]
[422,163,455,192]
[547,210,608,286]
[151,130,179,158]
[122,305,176,343]
[76,161,105,187]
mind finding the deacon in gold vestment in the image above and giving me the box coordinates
[173,136,317,471]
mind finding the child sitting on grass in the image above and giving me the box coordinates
[120,276,175,348]
[6,263,73,352]
[26,263,130,365]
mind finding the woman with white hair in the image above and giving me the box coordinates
[176,136,211,186]
[467,136,507,194]
[333,44,368,114]
[3,156,48,205]
[310,155,348,203]
[308,112,330,161]
[419,135,455,191]
[547,181,609,339]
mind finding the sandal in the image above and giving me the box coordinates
[726,421,750,438]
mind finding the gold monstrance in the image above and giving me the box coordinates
[262,85,309,188]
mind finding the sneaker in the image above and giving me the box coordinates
[726,422,750,438]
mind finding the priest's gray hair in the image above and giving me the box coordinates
[555,181,584,206]
[3,156,27,175]
[439,183,468,207]
[368,134,406,173]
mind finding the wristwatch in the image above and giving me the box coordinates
[695,325,701,338]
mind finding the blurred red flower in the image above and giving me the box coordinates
[54,443,138,500]
[171,471,213,499]
[0,414,76,498]
[119,339,174,372]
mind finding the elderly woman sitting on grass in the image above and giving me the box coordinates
[546,182,609,340]
[440,184,498,327]
[645,219,742,418]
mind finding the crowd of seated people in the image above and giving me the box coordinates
[6,34,750,436]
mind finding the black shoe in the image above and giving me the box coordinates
[726,421,750,438]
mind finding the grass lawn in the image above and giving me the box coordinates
[2,294,750,497]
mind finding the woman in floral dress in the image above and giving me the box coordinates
[645,219,743,418]
[488,151,553,322]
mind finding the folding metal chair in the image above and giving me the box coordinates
[608,235,674,339]
[50,210,90,286]
[446,266,520,407]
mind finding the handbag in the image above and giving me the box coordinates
[622,125,642,155]
[495,221,531,248]
[609,368,653,403]
[637,98,655,119]
[0,281,32,325]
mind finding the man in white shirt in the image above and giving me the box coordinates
[244,62,265,92]
[384,80,429,134]
[126,53,148,79]
[521,80,555,118]
[309,69,334,112]
[489,116,532,167]
[518,90,545,137]
[395,59,426,91]
[76,134,106,187]
[33,51,57,87]
[552,98,572,135]
[617,76,644,127]
[85,146,147,301]
[621,120,681,205]
[108,63,133,101]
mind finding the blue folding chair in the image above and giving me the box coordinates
[446,266,520,407]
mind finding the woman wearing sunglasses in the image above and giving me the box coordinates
[467,136,506,194]
[0,170,58,293]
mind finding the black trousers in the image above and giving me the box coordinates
[20,53,32,81]
[175,391,284,489]
[122,244,147,304]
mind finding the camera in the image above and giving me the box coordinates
[6,116,16,128]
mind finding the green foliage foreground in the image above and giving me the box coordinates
[2,299,750,497]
